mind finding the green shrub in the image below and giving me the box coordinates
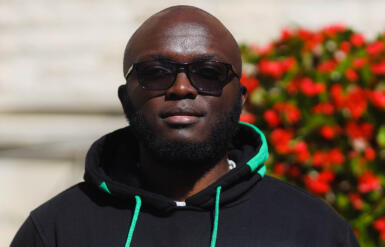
[239,25,385,246]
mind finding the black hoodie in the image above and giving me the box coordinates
[11,122,360,247]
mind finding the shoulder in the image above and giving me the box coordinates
[13,183,94,246]
[29,182,105,232]
[241,175,359,246]
[17,183,121,246]
[253,175,348,228]
[31,182,89,218]
[258,175,334,207]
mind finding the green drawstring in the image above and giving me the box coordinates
[124,188,221,247]
[125,195,142,247]
[210,186,222,247]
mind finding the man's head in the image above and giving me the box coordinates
[119,5,246,165]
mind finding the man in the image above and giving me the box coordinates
[11,5,359,247]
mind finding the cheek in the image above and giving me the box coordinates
[211,83,241,113]
[128,85,166,111]
[137,100,162,126]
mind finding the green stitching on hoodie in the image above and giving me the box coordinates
[238,121,269,176]
[99,181,111,194]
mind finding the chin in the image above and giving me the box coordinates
[159,124,211,143]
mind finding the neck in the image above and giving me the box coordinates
[139,145,230,201]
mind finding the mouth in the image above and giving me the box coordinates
[160,109,205,126]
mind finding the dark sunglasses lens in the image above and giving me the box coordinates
[189,61,228,94]
[135,61,175,90]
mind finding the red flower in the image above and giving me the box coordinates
[346,121,373,140]
[273,162,286,176]
[345,87,367,119]
[318,170,336,182]
[287,165,301,178]
[374,217,385,231]
[364,147,376,161]
[273,102,301,124]
[293,141,310,163]
[373,218,385,241]
[370,90,385,108]
[314,83,326,93]
[280,57,297,71]
[358,171,381,193]
[349,193,363,210]
[366,41,385,55]
[259,58,296,79]
[328,148,345,165]
[330,84,345,108]
[270,129,293,154]
[313,149,345,167]
[313,151,327,167]
[304,171,335,195]
[350,33,365,47]
[340,41,351,53]
[239,112,256,124]
[240,74,259,92]
[300,78,325,96]
[345,68,358,82]
[371,61,385,75]
[259,60,283,79]
[352,57,368,69]
[312,102,335,115]
[298,28,313,41]
[320,126,337,139]
[280,28,293,41]
[264,110,281,127]
[304,32,324,52]
[317,60,337,73]
[286,107,301,124]
[257,43,274,55]
[360,122,374,139]
[286,80,300,95]
[323,24,346,37]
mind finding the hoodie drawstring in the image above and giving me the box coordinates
[210,186,222,247]
[124,187,221,247]
[125,195,142,247]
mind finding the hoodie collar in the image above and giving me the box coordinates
[83,121,269,212]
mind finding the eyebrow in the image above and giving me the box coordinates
[137,53,223,63]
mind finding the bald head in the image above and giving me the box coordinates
[123,5,242,77]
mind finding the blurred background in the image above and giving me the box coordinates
[1,0,385,246]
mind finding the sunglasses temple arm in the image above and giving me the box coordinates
[231,65,241,78]
[125,65,134,79]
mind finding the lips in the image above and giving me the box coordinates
[160,108,205,126]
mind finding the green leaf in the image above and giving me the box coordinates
[249,88,267,106]
[336,193,349,210]
[361,65,373,84]
[377,125,385,148]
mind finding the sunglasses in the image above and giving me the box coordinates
[125,59,240,96]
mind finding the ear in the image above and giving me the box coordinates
[118,84,132,117]
[118,84,126,102]
[240,85,247,106]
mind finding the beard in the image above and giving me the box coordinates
[124,94,242,168]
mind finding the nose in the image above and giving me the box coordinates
[165,72,198,100]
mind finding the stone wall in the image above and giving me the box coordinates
[1,0,385,245]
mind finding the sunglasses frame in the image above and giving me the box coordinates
[125,59,240,96]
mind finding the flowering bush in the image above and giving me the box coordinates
[239,25,385,246]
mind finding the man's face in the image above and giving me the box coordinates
[122,20,244,163]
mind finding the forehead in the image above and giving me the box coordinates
[130,21,235,64]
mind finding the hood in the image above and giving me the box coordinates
[83,121,269,213]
